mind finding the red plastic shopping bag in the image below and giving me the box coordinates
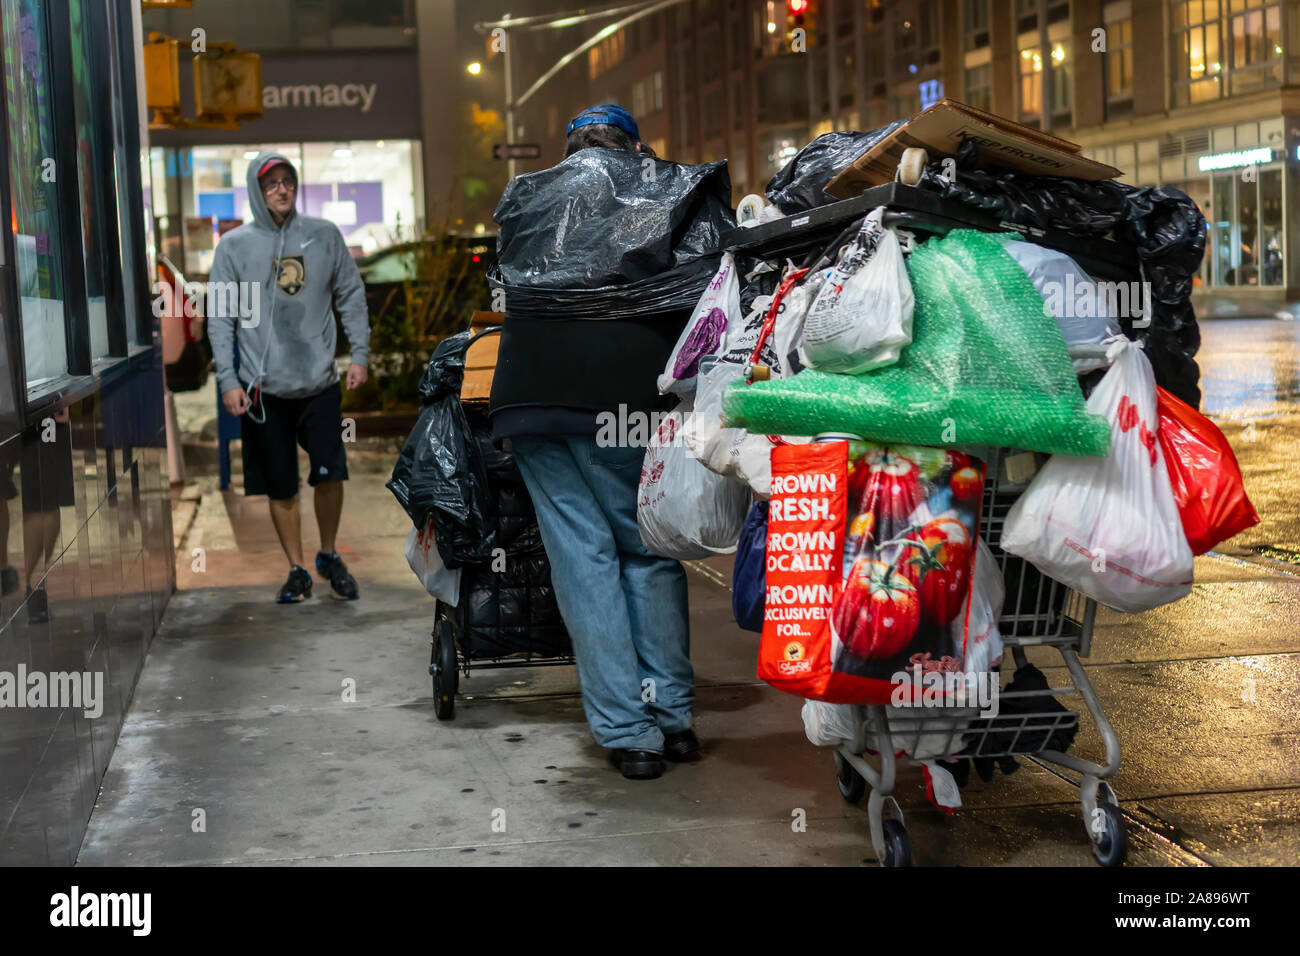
[758,441,986,705]
[1156,386,1260,554]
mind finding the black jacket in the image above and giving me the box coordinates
[489,308,688,440]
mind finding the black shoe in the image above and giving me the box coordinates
[662,728,700,761]
[26,586,49,624]
[608,749,664,780]
[315,551,358,600]
[277,566,313,603]
[0,567,17,596]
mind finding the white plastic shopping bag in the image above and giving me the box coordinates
[952,538,1004,678]
[802,699,867,750]
[405,520,462,605]
[1000,338,1194,612]
[800,206,914,374]
[682,358,810,498]
[637,401,751,560]
[658,252,741,400]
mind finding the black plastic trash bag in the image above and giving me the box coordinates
[967,661,1079,756]
[765,122,905,213]
[919,138,1205,406]
[387,331,489,561]
[490,147,735,319]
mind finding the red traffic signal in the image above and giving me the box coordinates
[788,0,809,13]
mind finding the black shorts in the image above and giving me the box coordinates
[240,383,348,500]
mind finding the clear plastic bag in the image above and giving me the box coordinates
[800,207,914,374]
[1000,339,1195,612]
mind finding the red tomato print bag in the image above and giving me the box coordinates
[759,440,986,705]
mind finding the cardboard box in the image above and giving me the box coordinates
[825,99,1122,199]
[461,314,505,401]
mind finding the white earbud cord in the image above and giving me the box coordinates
[243,224,286,425]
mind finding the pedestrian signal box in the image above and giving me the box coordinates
[195,46,263,124]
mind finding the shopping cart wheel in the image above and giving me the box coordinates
[881,820,912,868]
[835,752,866,804]
[898,147,929,186]
[431,619,458,721]
[1089,803,1128,867]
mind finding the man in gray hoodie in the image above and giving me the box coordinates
[207,151,371,603]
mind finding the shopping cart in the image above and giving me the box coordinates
[829,447,1124,868]
[722,167,1132,867]
[428,326,576,719]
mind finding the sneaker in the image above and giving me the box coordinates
[27,585,49,624]
[1,567,17,597]
[277,566,313,603]
[315,551,358,600]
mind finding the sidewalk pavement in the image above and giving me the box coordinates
[1193,294,1300,321]
[78,442,1300,866]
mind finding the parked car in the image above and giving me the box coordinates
[342,235,496,411]
[157,255,212,393]
[356,234,496,343]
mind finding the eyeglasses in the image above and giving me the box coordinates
[262,178,296,195]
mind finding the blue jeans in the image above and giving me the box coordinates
[511,435,692,752]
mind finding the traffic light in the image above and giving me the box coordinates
[786,0,815,50]
[142,33,182,121]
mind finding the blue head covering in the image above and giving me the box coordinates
[565,103,641,141]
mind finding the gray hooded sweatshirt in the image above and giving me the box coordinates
[208,150,370,400]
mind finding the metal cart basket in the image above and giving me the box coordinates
[428,327,576,719]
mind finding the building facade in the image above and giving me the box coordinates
[143,0,429,273]
[568,0,1300,300]
[1,0,174,864]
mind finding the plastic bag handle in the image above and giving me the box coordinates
[745,267,809,447]
[746,266,810,377]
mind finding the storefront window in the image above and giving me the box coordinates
[168,140,421,271]
[1208,166,1284,287]
[1,0,69,393]
[109,1,146,349]
[300,141,419,252]
[1211,174,1235,286]
[69,0,115,364]
[1259,167,1284,285]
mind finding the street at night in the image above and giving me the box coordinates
[0,0,1296,929]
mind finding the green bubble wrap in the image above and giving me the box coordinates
[722,228,1111,457]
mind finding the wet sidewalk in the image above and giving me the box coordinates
[72,439,1300,867]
